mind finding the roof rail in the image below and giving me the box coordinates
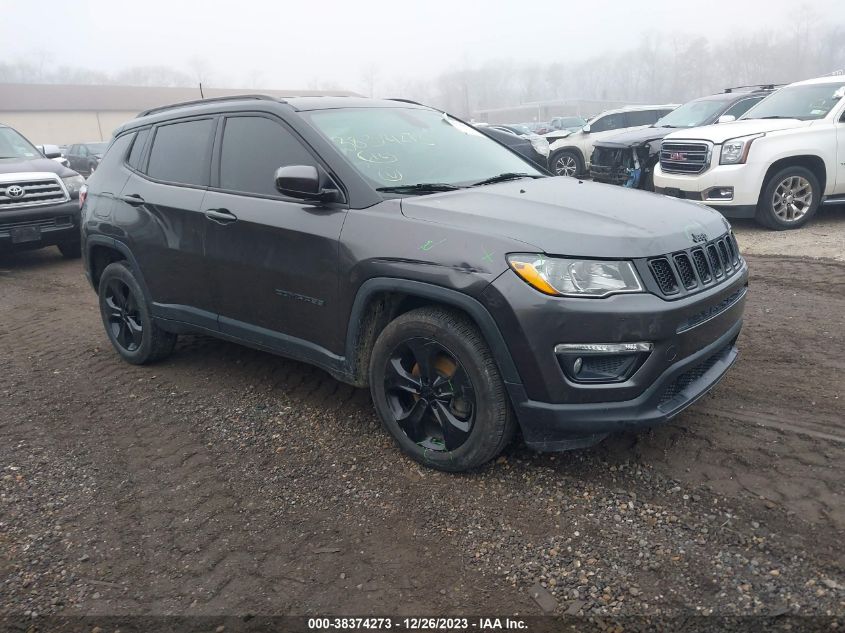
[137,94,281,118]
[723,84,782,93]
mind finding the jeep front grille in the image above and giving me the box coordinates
[659,141,710,174]
[0,175,68,209]
[646,233,743,298]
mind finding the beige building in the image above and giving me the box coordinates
[0,84,359,145]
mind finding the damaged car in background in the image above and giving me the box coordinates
[546,104,677,177]
[590,85,776,190]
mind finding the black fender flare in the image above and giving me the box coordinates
[85,235,153,304]
[344,277,522,386]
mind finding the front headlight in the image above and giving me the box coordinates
[719,133,764,165]
[508,254,643,298]
[530,136,550,157]
[62,174,86,197]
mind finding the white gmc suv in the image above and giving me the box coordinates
[654,75,845,229]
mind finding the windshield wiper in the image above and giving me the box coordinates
[376,183,462,194]
[470,172,540,187]
[756,115,795,119]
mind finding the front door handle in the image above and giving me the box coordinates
[118,193,145,206]
[204,208,238,224]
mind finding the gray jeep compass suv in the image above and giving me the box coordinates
[81,95,747,471]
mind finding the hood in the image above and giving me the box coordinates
[400,177,729,259]
[0,156,77,178]
[594,126,672,149]
[663,118,812,144]
[544,129,574,140]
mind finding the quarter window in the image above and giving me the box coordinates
[219,116,316,197]
[127,128,150,170]
[147,119,214,186]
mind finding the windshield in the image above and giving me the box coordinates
[741,82,845,121]
[307,107,543,191]
[0,127,41,159]
[87,142,109,154]
[656,99,730,127]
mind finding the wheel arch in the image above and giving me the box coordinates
[759,155,827,203]
[85,236,152,303]
[550,145,586,167]
[343,278,521,389]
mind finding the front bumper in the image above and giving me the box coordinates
[0,200,81,252]
[509,321,740,450]
[481,263,747,450]
[653,162,767,218]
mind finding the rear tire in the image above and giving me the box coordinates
[369,306,516,472]
[755,166,820,230]
[550,150,583,177]
[57,241,81,259]
[98,261,176,365]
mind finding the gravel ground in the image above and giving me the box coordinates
[731,203,845,261]
[0,218,843,625]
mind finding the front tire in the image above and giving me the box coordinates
[756,166,820,230]
[369,307,516,472]
[98,261,176,365]
[550,150,583,177]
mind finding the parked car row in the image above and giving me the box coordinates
[589,86,776,190]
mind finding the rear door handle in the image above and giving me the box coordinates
[118,193,145,206]
[204,208,238,224]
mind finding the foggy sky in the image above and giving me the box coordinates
[2,0,843,93]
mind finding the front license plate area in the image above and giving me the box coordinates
[663,187,684,199]
[10,226,41,243]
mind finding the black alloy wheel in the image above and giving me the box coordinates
[103,277,143,352]
[384,337,476,452]
[97,261,176,364]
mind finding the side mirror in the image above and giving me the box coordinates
[274,165,340,203]
[717,115,736,124]
[582,124,591,134]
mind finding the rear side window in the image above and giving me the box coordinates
[147,119,214,186]
[219,116,316,197]
[591,113,627,133]
[127,128,150,170]
[627,110,662,126]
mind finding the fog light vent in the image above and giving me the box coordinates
[555,342,653,383]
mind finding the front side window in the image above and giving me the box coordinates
[219,116,316,197]
[0,127,40,159]
[741,82,845,121]
[722,97,764,120]
[147,119,214,186]
[306,107,542,190]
